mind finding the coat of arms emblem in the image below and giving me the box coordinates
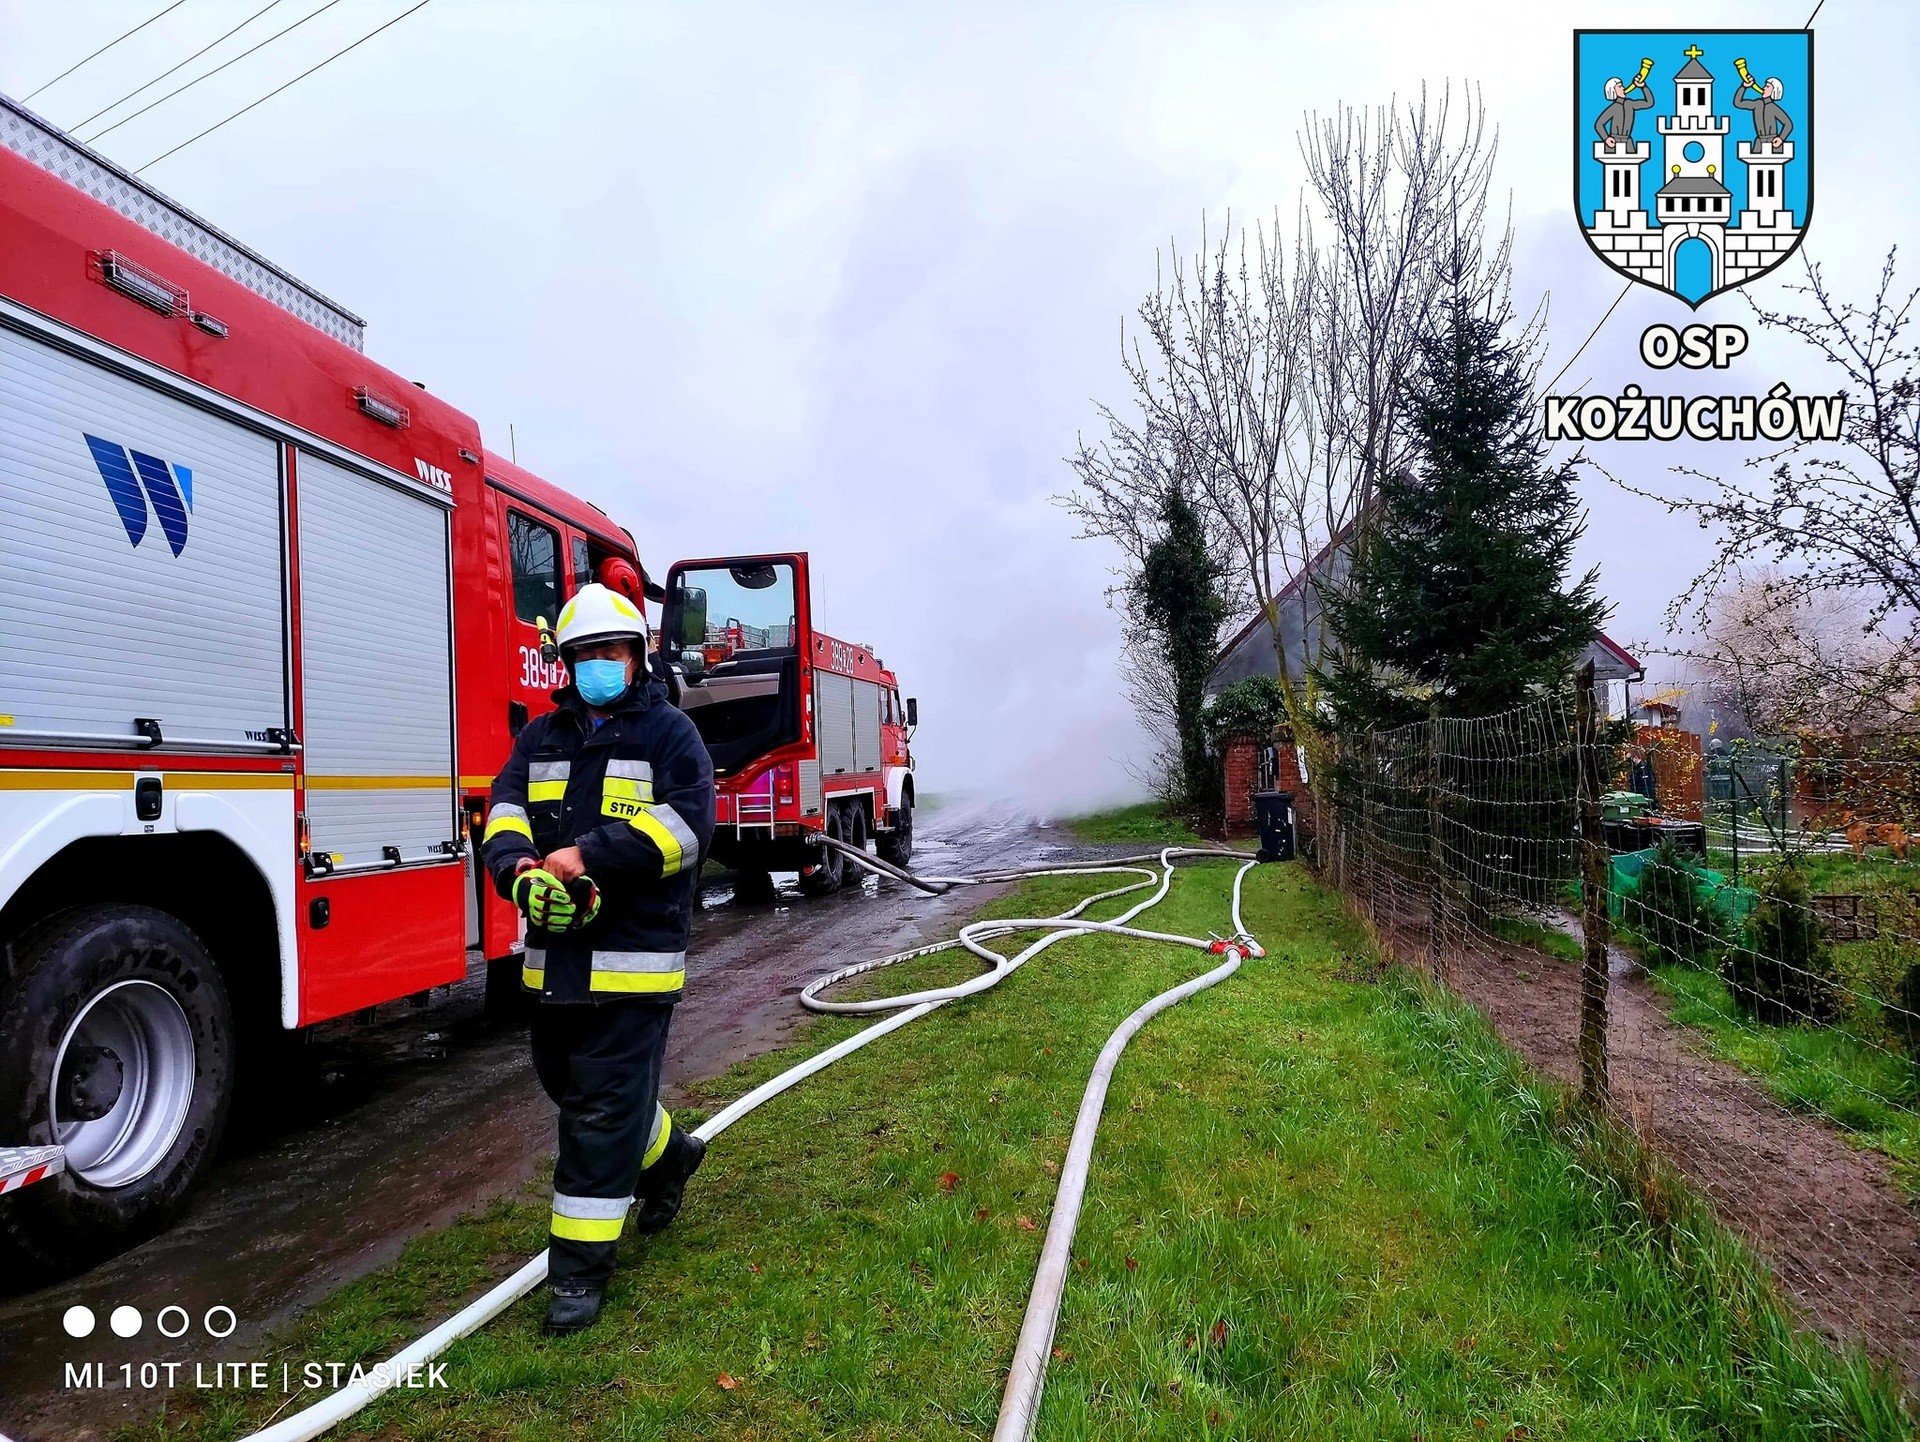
[1575,30,1812,306]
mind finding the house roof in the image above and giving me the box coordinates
[1211,518,1357,664]
[1676,55,1714,80]
[1207,521,1645,689]
[1590,631,1644,679]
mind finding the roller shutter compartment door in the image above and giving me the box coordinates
[0,325,285,745]
[815,670,856,775]
[297,451,456,867]
[852,678,883,773]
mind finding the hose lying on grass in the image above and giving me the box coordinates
[242,842,1264,1442]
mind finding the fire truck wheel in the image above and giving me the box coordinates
[731,867,777,904]
[876,801,914,868]
[797,807,849,896]
[0,905,235,1280]
[840,805,869,890]
[484,954,533,1022]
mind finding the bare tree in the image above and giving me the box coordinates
[1674,568,1920,737]
[1062,418,1242,803]
[1620,250,1920,640]
[1062,87,1514,813]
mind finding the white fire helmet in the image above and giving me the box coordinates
[555,582,649,654]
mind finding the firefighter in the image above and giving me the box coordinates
[481,582,715,1335]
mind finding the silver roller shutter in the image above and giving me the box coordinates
[297,450,455,867]
[852,678,883,773]
[0,325,286,746]
[815,669,855,775]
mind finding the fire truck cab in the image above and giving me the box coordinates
[661,554,917,895]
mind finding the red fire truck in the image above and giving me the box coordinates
[0,97,913,1271]
[661,555,917,896]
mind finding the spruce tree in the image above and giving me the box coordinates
[1138,484,1227,810]
[1317,292,1606,730]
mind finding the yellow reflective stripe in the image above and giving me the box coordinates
[526,780,567,803]
[627,805,696,876]
[484,813,533,842]
[550,1212,625,1243]
[0,770,295,790]
[627,809,684,875]
[521,965,544,989]
[600,775,653,818]
[588,968,685,995]
[642,1109,672,1169]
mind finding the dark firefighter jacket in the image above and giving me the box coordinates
[482,679,715,1004]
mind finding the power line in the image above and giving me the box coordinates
[70,0,286,135]
[135,0,433,174]
[83,0,344,146]
[23,0,189,101]
[1543,281,1631,394]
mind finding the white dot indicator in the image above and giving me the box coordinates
[204,1305,237,1338]
[62,1305,96,1338]
[109,1305,141,1338]
[157,1305,190,1339]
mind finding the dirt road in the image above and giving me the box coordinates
[0,802,1099,1441]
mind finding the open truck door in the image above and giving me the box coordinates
[661,553,811,780]
[663,552,914,896]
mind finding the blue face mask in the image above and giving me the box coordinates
[573,658,631,707]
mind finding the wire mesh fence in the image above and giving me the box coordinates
[1313,677,1920,1385]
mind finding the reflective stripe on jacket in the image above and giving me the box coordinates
[482,679,715,1004]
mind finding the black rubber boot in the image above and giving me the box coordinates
[634,1128,706,1234]
[542,1284,604,1336]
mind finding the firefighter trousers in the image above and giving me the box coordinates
[530,998,676,1289]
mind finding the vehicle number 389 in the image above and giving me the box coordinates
[518,646,568,693]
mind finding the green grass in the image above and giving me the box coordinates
[131,866,1911,1441]
[1643,958,1920,1194]
[1062,800,1202,846]
[1704,848,1920,899]
[1794,851,1920,897]
[1610,846,1920,1191]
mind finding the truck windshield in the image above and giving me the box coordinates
[670,562,797,655]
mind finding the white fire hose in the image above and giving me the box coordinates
[242,842,1263,1442]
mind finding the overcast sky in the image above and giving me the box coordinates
[4,0,1915,811]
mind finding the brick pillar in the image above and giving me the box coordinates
[1273,728,1315,846]
[1223,735,1258,827]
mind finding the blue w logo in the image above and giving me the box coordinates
[86,434,194,557]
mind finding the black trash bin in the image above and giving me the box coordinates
[1252,790,1295,862]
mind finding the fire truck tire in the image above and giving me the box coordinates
[798,807,849,896]
[484,955,532,1022]
[0,905,235,1280]
[877,802,914,868]
[841,804,869,889]
[731,867,777,903]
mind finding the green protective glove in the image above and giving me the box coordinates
[567,876,603,928]
[513,867,580,933]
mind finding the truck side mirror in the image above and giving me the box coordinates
[672,585,709,649]
[905,696,918,728]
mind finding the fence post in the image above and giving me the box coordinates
[1575,661,1611,1110]
[1427,701,1444,981]
[1330,734,1345,893]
